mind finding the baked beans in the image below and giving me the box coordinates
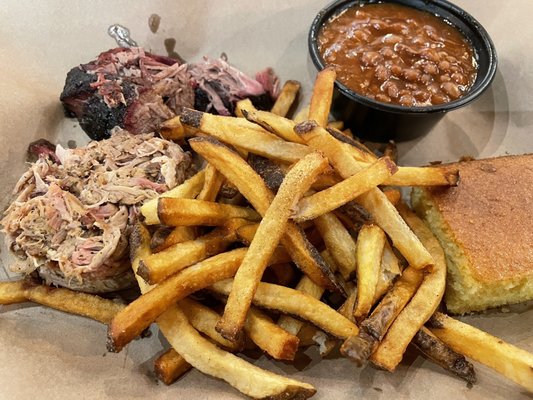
[317,3,478,107]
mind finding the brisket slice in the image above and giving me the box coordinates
[60,48,279,140]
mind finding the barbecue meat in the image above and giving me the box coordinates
[1,131,192,293]
[61,48,279,140]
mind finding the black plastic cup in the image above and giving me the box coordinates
[309,0,498,142]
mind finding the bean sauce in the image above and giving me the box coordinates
[318,3,478,107]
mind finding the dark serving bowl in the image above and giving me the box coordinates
[309,0,498,142]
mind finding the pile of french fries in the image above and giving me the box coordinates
[1,68,532,398]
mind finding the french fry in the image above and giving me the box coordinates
[179,298,242,351]
[197,163,225,202]
[109,241,291,353]
[353,224,386,321]
[159,116,186,141]
[340,266,423,366]
[216,152,328,341]
[298,323,338,357]
[211,279,359,339]
[338,286,357,323]
[383,140,398,163]
[428,312,533,392]
[362,266,424,342]
[372,242,402,305]
[271,80,301,117]
[108,247,247,353]
[356,163,460,186]
[154,348,192,385]
[138,227,237,284]
[141,170,205,225]
[158,304,316,399]
[157,198,260,226]
[190,137,341,291]
[326,127,378,164]
[327,121,344,131]
[314,213,357,281]
[0,280,27,304]
[245,307,300,360]
[294,120,434,270]
[277,274,326,335]
[308,67,336,127]
[151,226,197,253]
[234,98,255,118]
[242,108,305,144]
[292,157,398,222]
[382,188,401,206]
[370,204,446,371]
[0,280,124,324]
[248,154,285,192]
[294,105,310,123]
[132,227,314,397]
[180,108,311,163]
[413,326,476,385]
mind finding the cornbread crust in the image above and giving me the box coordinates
[411,154,533,314]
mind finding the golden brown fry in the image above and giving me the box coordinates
[372,242,402,305]
[108,247,247,353]
[297,323,338,357]
[309,67,336,127]
[131,224,315,398]
[158,304,316,399]
[326,127,378,164]
[211,279,359,339]
[327,120,344,131]
[294,105,310,123]
[363,266,424,341]
[0,280,27,304]
[382,140,398,163]
[179,298,242,351]
[277,275,326,335]
[292,157,398,222]
[271,80,301,117]
[190,137,340,291]
[428,312,533,392]
[234,98,255,118]
[338,287,357,323]
[217,152,328,341]
[245,307,299,361]
[413,326,476,385]
[154,348,192,385]
[139,228,236,284]
[248,154,286,192]
[0,280,124,324]
[354,224,386,321]
[152,226,197,253]
[340,266,423,366]
[370,204,446,371]
[141,170,205,225]
[197,163,225,202]
[382,188,401,206]
[180,108,311,163]
[159,116,186,141]
[242,108,305,144]
[157,198,260,227]
[294,120,433,270]
[314,213,357,281]
[356,163,460,186]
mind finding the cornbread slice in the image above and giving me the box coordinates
[411,154,533,314]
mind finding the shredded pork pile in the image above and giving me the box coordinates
[1,131,192,293]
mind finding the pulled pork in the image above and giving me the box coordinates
[1,131,192,293]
